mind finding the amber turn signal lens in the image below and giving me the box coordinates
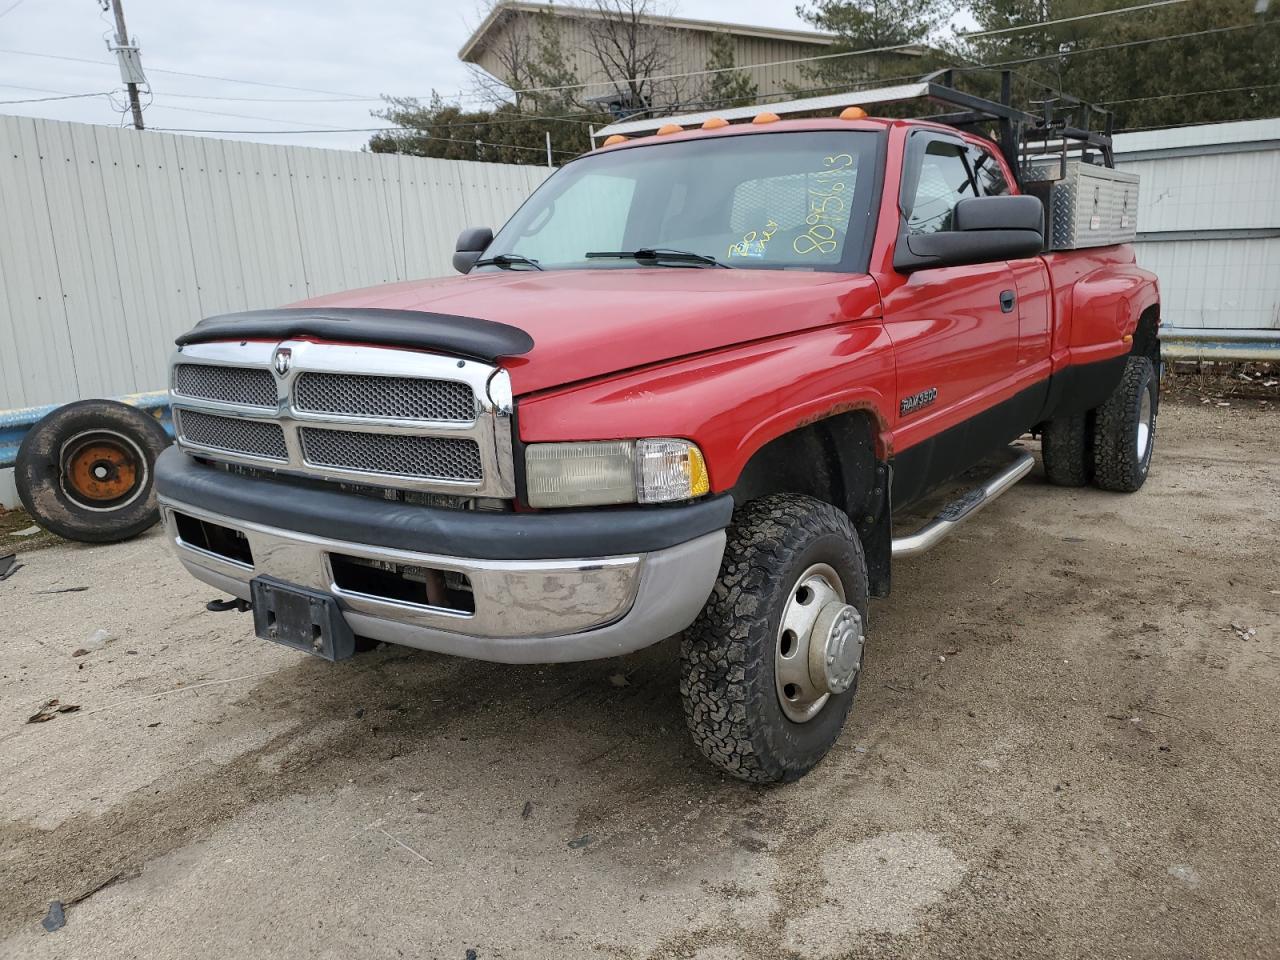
[701,117,729,129]
[601,134,629,147]
[751,112,780,124]
[839,106,868,120]
[656,123,683,135]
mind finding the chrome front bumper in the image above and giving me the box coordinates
[159,498,725,664]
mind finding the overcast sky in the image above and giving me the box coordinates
[0,0,821,150]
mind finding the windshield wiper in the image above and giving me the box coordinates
[474,253,543,271]
[585,248,732,268]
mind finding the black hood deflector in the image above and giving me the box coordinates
[175,308,534,362]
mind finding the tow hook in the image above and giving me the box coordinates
[206,597,251,613]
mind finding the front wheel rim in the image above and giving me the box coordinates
[775,562,863,724]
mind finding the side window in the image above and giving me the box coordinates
[970,146,1010,196]
[907,140,979,234]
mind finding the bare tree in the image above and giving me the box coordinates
[582,0,680,114]
[467,1,541,108]
[468,2,591,114]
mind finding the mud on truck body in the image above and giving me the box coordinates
[156,76,1160,783]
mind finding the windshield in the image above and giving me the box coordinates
[480,130,880,273]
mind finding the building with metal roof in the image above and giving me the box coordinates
[459,1,925,114]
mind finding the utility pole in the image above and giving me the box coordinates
[107,0,145,130]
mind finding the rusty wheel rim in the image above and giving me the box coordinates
[60,430,148,511]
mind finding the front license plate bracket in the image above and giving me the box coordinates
[250,577,356,661]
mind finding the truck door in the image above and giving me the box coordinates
[880,133,1022,502]
[969,141,1053,372]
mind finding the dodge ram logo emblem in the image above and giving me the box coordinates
[273,347,292,376]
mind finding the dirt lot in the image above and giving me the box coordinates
[2,399,1278,960]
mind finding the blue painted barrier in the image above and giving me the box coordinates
[0,391,171,469]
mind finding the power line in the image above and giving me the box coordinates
[367,105,604,129]
[147,71,936,140]
[151,91,379,103]
[0,91,111,104]
[1116,113,1275,132]
[1101,82,1280,106]
[1,81,96,95]
[145,101,348,128]
[0,0,27,19]
[959,0,1189,39]
[967,21,1276,70]
[144,126,580,155]
[0,47,374,98]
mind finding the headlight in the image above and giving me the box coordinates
[525,438,710,508]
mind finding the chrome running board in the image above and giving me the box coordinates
[891,450,1036,559]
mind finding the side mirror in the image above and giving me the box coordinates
[452,227,493,274]
[894,195,1044,273]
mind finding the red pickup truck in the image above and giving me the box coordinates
[156,87,1160,783]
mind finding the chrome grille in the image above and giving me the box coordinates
[178,410,288,461]
[301,427,482,482]
[293,372,475,422]
[169,339,514,497]
[174,364,277,408]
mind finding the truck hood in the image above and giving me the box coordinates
[297,269,882,395]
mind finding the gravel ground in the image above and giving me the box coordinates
[1,399,1278,960]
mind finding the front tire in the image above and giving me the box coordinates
[679,495,869,784]
[1093,355,1158,492]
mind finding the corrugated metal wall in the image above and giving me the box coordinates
[0,115,552,412]
[1115,118,1280,333]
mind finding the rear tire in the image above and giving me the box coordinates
[1092,355,1157,492]
[15,400,171,543]
[679,494,869,784]
[1041,412,1092,487]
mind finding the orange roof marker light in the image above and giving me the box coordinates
[601,134,630,147]
[656,123,683,136]
[701,117,729,130]
[752,112,780,125]
[839,106,868,120]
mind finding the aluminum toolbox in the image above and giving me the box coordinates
[1020,160,1139,250]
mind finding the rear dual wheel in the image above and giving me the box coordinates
[1040,355,1157,493]
[1093,356,1158,492]
[680,495,869,783]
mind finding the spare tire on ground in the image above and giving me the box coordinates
[15,400,171,543]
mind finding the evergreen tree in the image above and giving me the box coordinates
[703,32,758,109]
[795,0,951,90]
[368,94,601,165]
[960,0,1280,130]
[370,10,606,164]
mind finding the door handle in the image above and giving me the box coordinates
[1000,289,1016,313]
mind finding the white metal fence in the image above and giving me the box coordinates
[0,115,551,413]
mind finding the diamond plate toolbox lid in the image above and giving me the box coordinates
[1021,160,1140,251]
